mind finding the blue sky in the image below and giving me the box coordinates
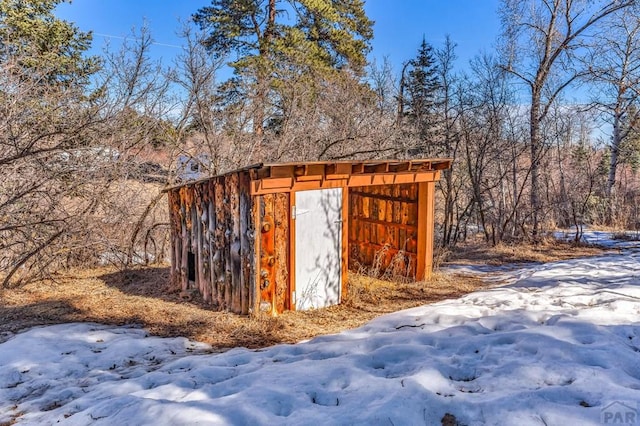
[55,0,502,74]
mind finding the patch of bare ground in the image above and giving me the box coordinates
[0,266,485,349]
[0,238,608,349]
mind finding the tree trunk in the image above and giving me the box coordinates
[530,91,542,239]
[607,106,622,198]
[252,0,277,139]
[397,61,410,127]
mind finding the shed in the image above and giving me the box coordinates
[166,159,452,315]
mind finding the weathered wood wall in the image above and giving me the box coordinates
[256,193,290,314]
[348,184,419,278]
[167,171,256,314]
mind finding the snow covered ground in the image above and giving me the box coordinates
[555,228,640,249]
[3,244,640,424]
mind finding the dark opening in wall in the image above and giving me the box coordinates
[187,251,196,282]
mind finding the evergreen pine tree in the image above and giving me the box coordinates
[193,0,373,136]
[0,0,98,87]
[403,37,440,155]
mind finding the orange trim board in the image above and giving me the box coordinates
[250,171,442,195]
[289,191,297,311]
[341,188,349,302]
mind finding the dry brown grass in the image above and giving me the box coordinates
[443,238,606,266]
[0,266,486,349]
[0,238,608,349]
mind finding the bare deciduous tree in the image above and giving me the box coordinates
[586,9,640,208]
[499,0,635,238]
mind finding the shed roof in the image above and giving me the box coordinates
[165,158,452,195]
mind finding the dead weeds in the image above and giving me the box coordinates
[0,239,609,350]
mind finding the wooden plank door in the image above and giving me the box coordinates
[294,188,343,310]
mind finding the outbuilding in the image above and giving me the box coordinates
[166,159,451,315]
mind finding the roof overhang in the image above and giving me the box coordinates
[164,159,453,195]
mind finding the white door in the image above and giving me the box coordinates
[294,188,343,310]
